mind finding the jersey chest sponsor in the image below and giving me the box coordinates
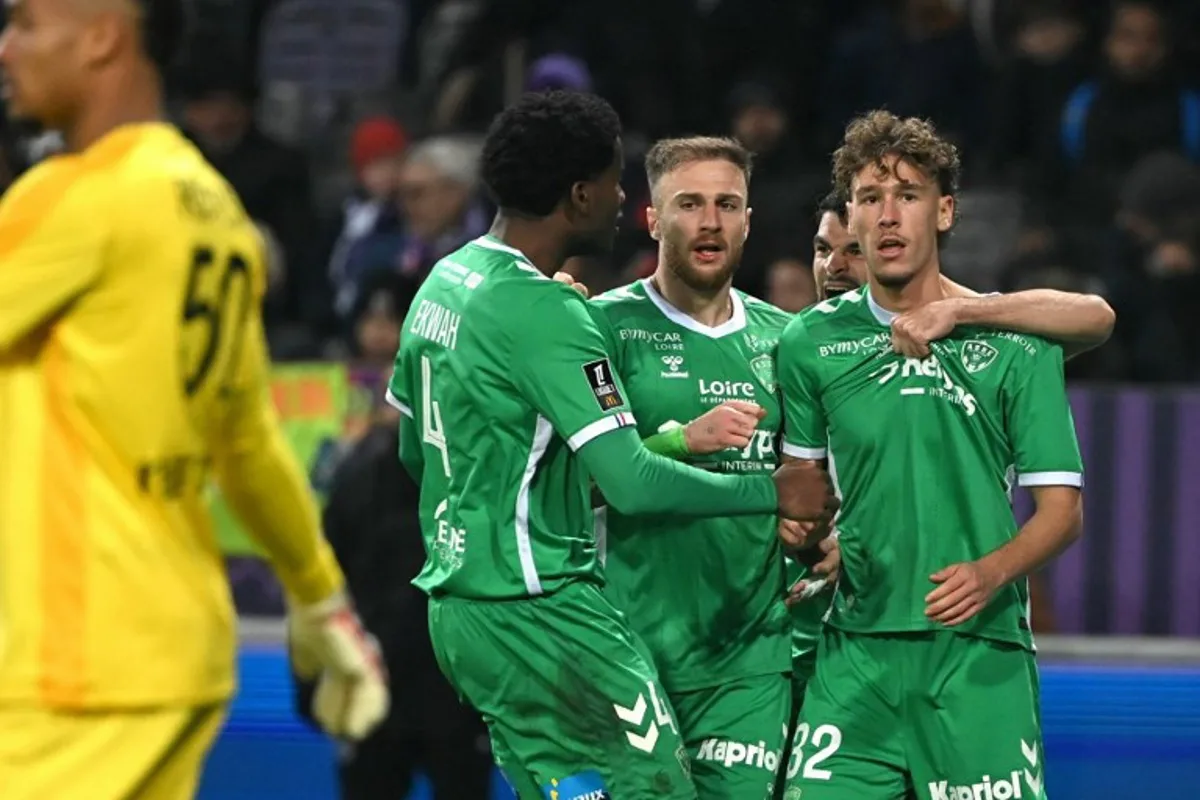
[865,349,980,417]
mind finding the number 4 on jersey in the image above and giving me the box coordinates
[421,355,452,477]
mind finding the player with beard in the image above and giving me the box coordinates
[389,101,836,800]
[590,137,808,799]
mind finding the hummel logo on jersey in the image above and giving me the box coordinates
[661,354,689,378]
[961,340,999,373]
[694,737,781,773]
[927,770,1027,800]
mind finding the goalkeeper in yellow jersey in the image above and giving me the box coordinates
[0,1,388,798]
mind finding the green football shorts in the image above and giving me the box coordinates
[670,673,791,800]
[782,627,1048,800]
[428,581,696,799]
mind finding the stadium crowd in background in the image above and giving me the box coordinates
[0,0,1195,380]
[0,1,1192,799]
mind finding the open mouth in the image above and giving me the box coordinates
[823,281,856,297]
[692,242,725,264]
[878,236,906,259]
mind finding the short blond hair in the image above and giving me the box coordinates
[644,136,753,204]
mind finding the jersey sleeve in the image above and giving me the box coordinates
[777,315,828,460]
[587,300,625,373]
[209,270,344,606]
[1004,342,1084,488]
[0,165,106,348]
[511,287,637,451]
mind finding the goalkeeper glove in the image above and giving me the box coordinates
[288,591,389,741]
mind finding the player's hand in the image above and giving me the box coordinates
[288,591,390,741]
[786,535,841,607]
[553,271,590,298]
[683,400,766,454]
[924,560,1002,626]
[773,460,838,525]
[890,299,961,358]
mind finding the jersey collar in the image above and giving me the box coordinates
[866,289,898,327]
[641,278,747,338]
[471,236,545,278]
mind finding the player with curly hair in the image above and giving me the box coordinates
[386,91,838,799]
[776,110,1088,800]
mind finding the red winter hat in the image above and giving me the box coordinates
[350,116,408,176]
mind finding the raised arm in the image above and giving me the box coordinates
[518,287,833,522]
[943,278,1115,358]
[892,278,1116,360]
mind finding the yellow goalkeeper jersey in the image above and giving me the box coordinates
[0,122,343,709]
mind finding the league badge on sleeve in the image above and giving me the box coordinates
[582,358,625,411]
[961,340,999,374]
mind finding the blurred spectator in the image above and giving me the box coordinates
[1027,0,1199,230]
[179,62,326,350]
[329,116,410,318]
[766,258,817,313]
[987,0,1090,183]
[346,270,416,368]
[819,0,987,159]
[726,80,823,299]
[334,135,488,327]
[525,52,593,93]
[294,418,492,799]
[1106,152,1200,381]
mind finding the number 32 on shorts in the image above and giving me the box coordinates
[786,723,842,782]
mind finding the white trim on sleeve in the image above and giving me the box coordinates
[1017,471,1084,488]
[782,441,827,460]
[384,388,413,418]
[566,412,637,451]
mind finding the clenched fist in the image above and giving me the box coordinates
[890,298,961,358]
[684,400,766,455]
[773,460,839,524]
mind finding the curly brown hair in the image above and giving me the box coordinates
[831,111,961,203]
[645,136,753,205]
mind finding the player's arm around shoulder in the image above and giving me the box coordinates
[893,277,1115,360]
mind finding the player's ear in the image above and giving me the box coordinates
[80,8,128,67]
[937,195,954,233]
[743,206,752,242]
[570,180,591,217]
[646,204,661,241]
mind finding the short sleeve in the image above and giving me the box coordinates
[0,163,105,348]
[1004,343,1084,487]
[587,301,624,373]
[385,362,413,419]
[777,316,828,460]
[512,287,636,451]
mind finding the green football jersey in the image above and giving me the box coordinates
[388,236,637,600]
[589,279,792,691]
[778,287,1084,651]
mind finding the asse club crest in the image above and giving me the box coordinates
[750,353,776,393]
[961,340,999,373]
